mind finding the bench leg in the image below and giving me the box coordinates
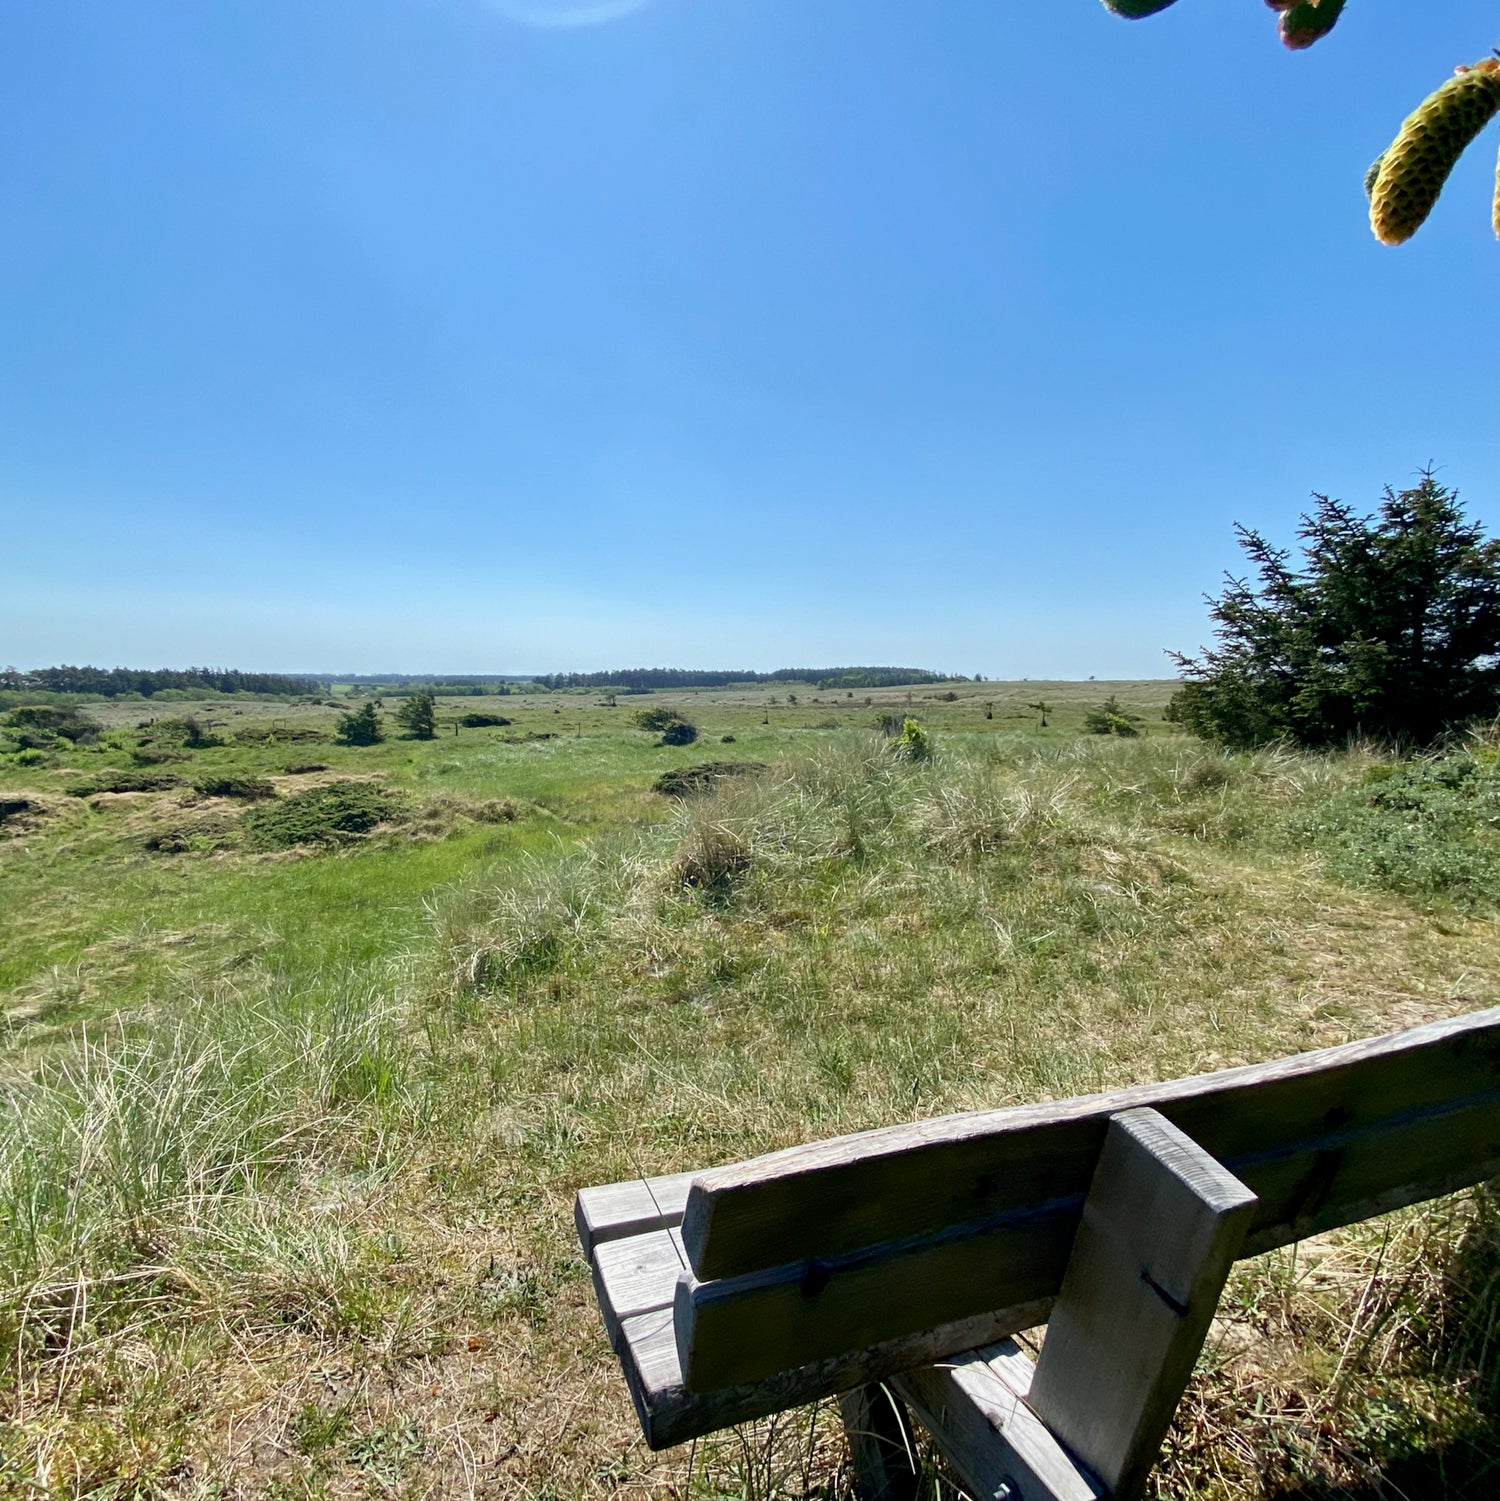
[892,1107,1257,1501]
[838,1382,920,1501]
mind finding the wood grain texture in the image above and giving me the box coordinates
[614,1296,1052,1450]
[682,1008,1500,1279]
[591,1226,685,1348]
[893,1342,1101,1501]
[1027,1109,1256,1501]
[673,1010,1500,1389]
[838,1384,921,1501]
[575,1171,697,1259]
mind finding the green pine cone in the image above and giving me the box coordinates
[1279,0,1347,51]
[1370,62,1500,246]
[1100,0,1181,17]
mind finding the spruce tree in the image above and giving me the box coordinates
[1170,473,1500,748]
[395,689,437,740]
[335,701,383,747]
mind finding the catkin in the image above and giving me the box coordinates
[1370,61,1500,245]
[1279,0,1346,51]
[1364,154,1384,203]
[1100,0,1180,17]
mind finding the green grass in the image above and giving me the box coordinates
[4,689,1500,1500]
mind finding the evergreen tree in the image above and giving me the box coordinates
[1084,696,1143,737]
[395,689,437,740]
[335,701,383,747]
[1170,473,1500,749]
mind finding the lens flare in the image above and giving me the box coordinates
[482,0,660,27]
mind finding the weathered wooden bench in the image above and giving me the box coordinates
[576,1008,1500,1500]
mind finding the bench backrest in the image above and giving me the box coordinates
[672,1007,1500,1393]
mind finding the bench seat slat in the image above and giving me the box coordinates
[592,1227,686,1348]
[575,1171,696,1259]
[893,1342,1103,1501]
[613,1298,1051,1450]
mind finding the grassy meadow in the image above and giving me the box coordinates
[4,680,1500,1501]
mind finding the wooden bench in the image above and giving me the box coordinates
[576,1008,1500,1501]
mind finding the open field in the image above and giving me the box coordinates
[4,684,1500,1501]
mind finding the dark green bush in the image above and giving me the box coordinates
[459,713,512,728]
[242,781,406,850]
[67,770,186,797]
[659,720,699,747]
[653,762,768,798]
[1298,753,1500,906]
[334,703,383,747]
[139,716,219,749]
[193,775,276,801]
[3,705,100,745]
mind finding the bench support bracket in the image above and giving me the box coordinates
[849,1107,1258,1501]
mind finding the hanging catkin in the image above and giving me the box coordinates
[1369,61,1500,245]
[1099,0,1181,18]
[1279,0,1347,51]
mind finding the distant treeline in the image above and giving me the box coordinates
[534,667,958,692]
[340,675,523,696]
[1,665,327,698]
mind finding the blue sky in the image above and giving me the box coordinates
[4,0,1498,677]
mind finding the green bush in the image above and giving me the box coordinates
[894,718,931,761]
[67,770,187,797]
[242,781,406,850]
[653,762,768,798]
[3,705,100,745]
[659,720,699,746]
[458,712,512,728]
[630,706,687,733]
[192,775,276,801]
[1084,696,1143,737]
[1297,752,1500,906]
[334,703,383,747]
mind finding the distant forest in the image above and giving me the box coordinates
[2,666,326,698]
[534,667,959,691]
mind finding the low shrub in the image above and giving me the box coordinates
[0,797,35,826]
[1084,696,1143,737]
[1298,753,1500,906]
[242,781,406,850]
[653,762,768,798]
[130,748,192,766]
[4,705,100,745]
[659,720,699,746]
[67,769,186,797]
[459,713,512,728]
[631,706,690,734]
[192,774,276,801]
[284,761,330,775]
[894,718,931,761]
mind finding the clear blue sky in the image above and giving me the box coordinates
[4,0,1498,677]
